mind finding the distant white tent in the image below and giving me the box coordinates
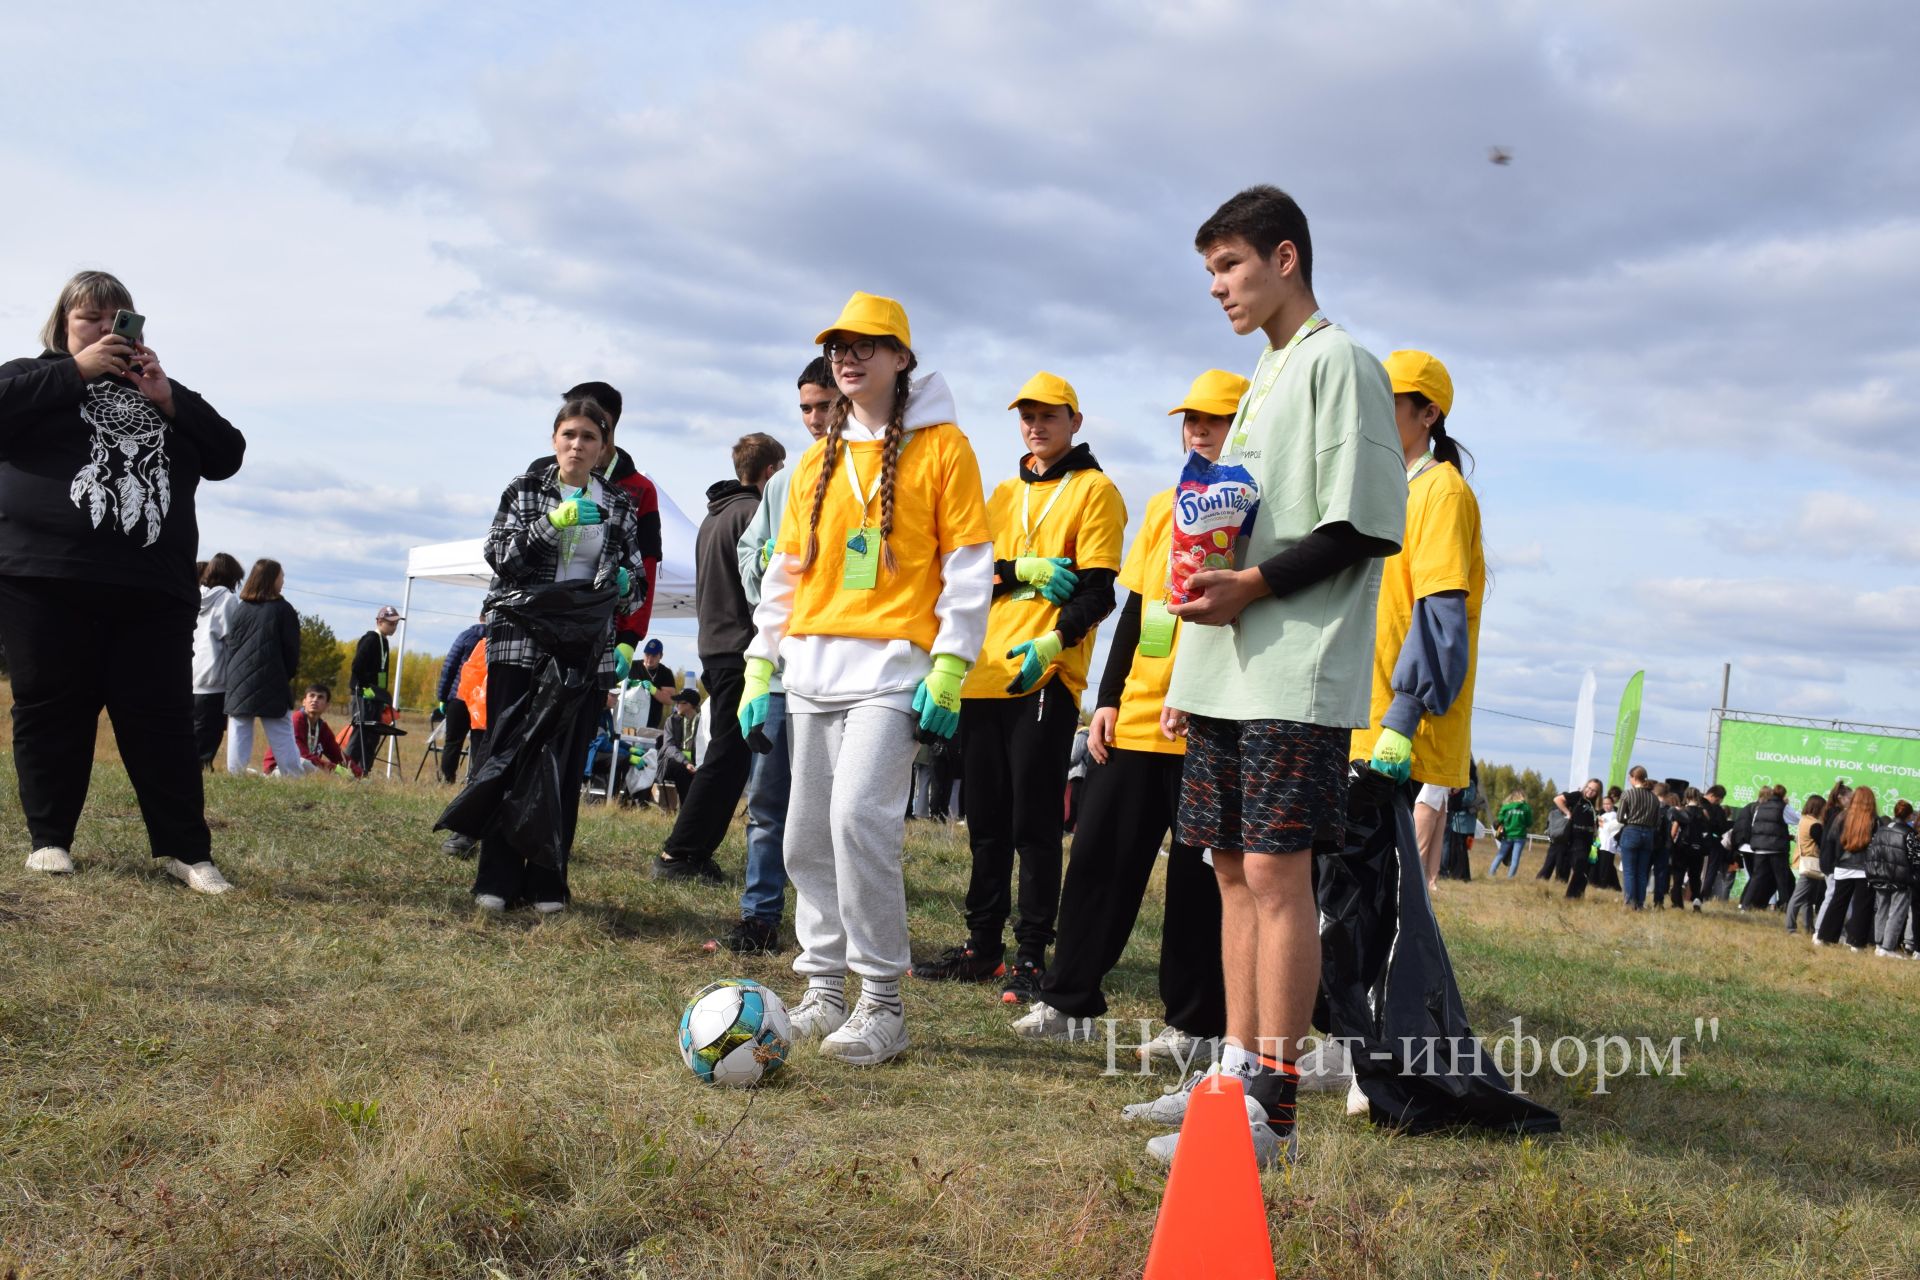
[393,479,702,708]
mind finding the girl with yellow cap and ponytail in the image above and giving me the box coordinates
[1348,350,1486,893]
[740,291,993,1066]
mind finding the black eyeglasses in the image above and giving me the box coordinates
[824,337,883,364]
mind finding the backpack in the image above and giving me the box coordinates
[1547,803,1571,840]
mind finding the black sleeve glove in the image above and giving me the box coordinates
[1097,591,1142,709]
[1054,567,1117,648]
[1256,520,1399,600]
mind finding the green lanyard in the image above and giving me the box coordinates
[1406,449,1436,483]
[1019,471,1076,553]
[1228,311,1328,452]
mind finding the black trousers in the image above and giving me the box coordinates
[471,663,598,904]
[192,692,227,767]
[1814,876,1874,947]
[0,575,211,861]
[961,684,1080,961]
[349,695,387,775]
[439,697,472,783]
[1543,831,1583,885]
[1671,848,1706,904]
[661,662,751,863]
[1039,748,1225,1033]
[1742,851,1794,910]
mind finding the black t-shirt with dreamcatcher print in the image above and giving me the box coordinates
[0,352,246,600]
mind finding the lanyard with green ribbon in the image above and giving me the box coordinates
[1019,471,1076,553]
[1407,449,1436,483]
[1228,311,1329,452]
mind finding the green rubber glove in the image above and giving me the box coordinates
[360,687,376,701]
[739,657,775,753]
[613,642,633,680]
[1004,630,1064,694]
[758,538,774,570]
[435,700,445,715]
[1014,556,1079,606]
[640,679,657,697]
[616,567,632,599]
[1369,727,1413,783]
[629,744,648,768]
[547,495,603,528]
[912,654,970,739]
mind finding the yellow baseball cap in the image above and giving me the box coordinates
[1007,371,1080,413]
[1167,369,1251,417]
[814,291,911,348]
[1383,349,1454,417]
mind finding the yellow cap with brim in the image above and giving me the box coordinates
[1383,349,1454,417]
[1007,371,1080,414]
[1167,369,1252,418]
[814,291,911,348]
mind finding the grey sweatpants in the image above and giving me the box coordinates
[1874,886,1912,953]
[787,704,917,981]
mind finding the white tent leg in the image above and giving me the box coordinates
[387,579,415,779]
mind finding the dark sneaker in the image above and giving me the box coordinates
[652,855,727,885]
[442,833,477,860]
[702,917,783,955]
[911,941,1006,982]
[1000,959,1044,1004]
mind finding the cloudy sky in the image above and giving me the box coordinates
[4,0,1914,788]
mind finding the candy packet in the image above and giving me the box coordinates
[1168,451,1260,606]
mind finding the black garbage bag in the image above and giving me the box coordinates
[434,581,617,869]
[1314,764,1561,1135]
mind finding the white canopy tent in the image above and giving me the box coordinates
[393,479,702,708]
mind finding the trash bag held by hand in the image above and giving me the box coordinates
[434,582,619,869]
[1314,764,1561,1136]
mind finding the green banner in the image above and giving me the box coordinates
[1607,671,1644,792]
[1716,719,1920,807]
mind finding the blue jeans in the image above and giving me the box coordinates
[739,692,791,924]
[1489,838,1525,877]
[1619,825,1655,908]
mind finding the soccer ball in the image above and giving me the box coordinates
[678,979,791,1087]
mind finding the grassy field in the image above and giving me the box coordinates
[2,707,1919,1278]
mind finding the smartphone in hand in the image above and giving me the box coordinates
[113,310,146,373]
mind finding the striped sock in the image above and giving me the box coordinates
[808,975,847,1008]
[861,976,903,1015]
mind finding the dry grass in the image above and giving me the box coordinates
[1,698,1918,1277]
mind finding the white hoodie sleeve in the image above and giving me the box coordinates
[745,551,798,666]
[930,542,993,664]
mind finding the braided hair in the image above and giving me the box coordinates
[799,342,918,573]
[1407,392,1473,478]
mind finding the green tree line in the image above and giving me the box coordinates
[296,613,445,710]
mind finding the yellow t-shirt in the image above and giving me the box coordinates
[961,462,1127,699]
[1349,461,1484,788]
[1111,488,1183,756]
[774,423,991,654]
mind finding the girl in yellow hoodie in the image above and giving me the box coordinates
[740,292,993,1065]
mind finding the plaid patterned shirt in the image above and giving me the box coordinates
[484,464,649,680]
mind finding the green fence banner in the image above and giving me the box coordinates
[1715,719,1920,807]
[1607,671,1644,792]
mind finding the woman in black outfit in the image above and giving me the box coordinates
[1551,779,1603,897]
[0,271,244,892]
[223,558,308,778]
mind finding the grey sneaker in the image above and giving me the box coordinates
[1296,1039,1355,1092]
[26,847,74,874]
[1146,1118,1298,1170]
[788,986,850,1041]
[1010,1000,1097,1041]
[1136,1024,1212,1068]
[164,859,232,895]
[473,894,508,912]
[819,995,908,1065]
[1122,1064,1264,1126]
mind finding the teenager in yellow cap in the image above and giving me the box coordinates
[1010,370,1245,1057]
[913,371,1126,1002]
[741,291,993,1065]
[1349,350,1486,892]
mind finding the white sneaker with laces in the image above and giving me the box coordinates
[1011,1001,1096,1041]
[1297,1039,1355,1092]
[1146,1115,1297,1169]
[1122,1064,1265,1126]
[1136,1024,1210,1067]
[474,894,508,912]
[26,847,74,874]
[788,986,850,1041]
[819,995,908,1065]
[165,859,232,895]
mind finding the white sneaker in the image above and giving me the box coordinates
[1136,1023,1211,1067]
[1812,938,1827,948]
[1297,1039,1355,1092]
[1876,946,1895,958]
[474,894,508,912]
[25,847,74,874]
[1345,1077,1369,1117]
[1146,1116,1297,1170]
[533,900,566,915]
[819,995,908,1065]
[788,986,850,1041]
[1122,1064,1264,1126]
[1011,1001,1096,1041]
[164,859,232,895]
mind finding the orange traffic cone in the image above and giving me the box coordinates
[1143,1074,1275,1279]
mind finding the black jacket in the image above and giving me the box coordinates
[1749,797,1791,853]
[692,479,761,665]
[989,443,1117,647]
[0,353,244,600]
[223,598,302,718]
[1867,819,1916,887]
[352,630,391,700]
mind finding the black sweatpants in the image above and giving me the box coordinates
[471,663,599,905]
[1538,832,1577,883]
[439,697,473,782]
[1814,876,1874,947]
[661,662,751,864]
[0,575,211,862]
[961,683,1080,961]
[1039,748,1226,1034]
[1742,851,1794,911]
[192,692,227,767]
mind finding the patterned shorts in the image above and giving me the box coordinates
[1176,715,1350,855]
